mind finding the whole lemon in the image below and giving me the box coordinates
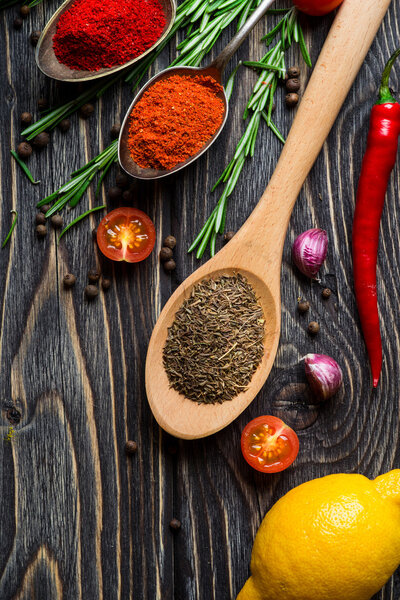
[237,470,400,600]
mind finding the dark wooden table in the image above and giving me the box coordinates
[1,1,400,598]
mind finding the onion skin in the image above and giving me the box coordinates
[292,229,328,278]
[304,353,343,400]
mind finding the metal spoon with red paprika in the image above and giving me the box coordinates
[352,48,400,388]
[118,0,276,180]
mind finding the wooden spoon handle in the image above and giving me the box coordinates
[238,0,392,257]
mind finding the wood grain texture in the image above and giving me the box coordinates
[0,0,400,598]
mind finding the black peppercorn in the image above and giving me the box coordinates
[169,518,181,531]
[110,123,121,139]
[63,273,76,288]
[51,214,63,229]
[13,17,23,29]
[30,30,41,46]
[40,204,51,214]
[125,440,138,455]
[101,278,111,291]
[85,285,98,300]
[58,118,71,133]
[163,235,176,249]
[35,212,46,225]
[286,93,299,108]
[224,230,235,243]
[322,288,331,299]
[37,97,48,111]
[108,186,123,201]
[122,190,133,202]
[17,141,32,159]
[116,173,130,189]
[160,247,173,262]
[308,321,320,335]
[286,78,300,93]
[163,259,176,272]
[20,111,32,125]
[32,132,50,148]
[79,103,94,118]
[36,224,47,238]
[298,300,310,313]
[287,66,300,79]
[88,269,100,283]
[19,4,30,17]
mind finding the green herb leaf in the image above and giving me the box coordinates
[58,205,106,243]
[2,210,18,249]
[10,150,40,184]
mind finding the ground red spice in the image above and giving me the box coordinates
[53,0,166,71]
[128,74,225,170]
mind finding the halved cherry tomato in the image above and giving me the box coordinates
[97,207,156,263]
[241,415,299,473]
[293,0,343,16]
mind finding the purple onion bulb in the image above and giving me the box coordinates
[292,228,328,278]
[304,354,343,401]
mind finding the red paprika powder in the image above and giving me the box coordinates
[128,74,225,170]
[53,0,166,71]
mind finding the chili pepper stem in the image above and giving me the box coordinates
[378,47,400,104]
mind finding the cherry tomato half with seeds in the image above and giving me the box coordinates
[292,0,343,16]
[241,415,299,473]
[97,207,156,263]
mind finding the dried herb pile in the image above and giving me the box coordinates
[163,273,265,404]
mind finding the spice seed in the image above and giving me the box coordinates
[298,300,310,313]
[20,4,30,17]
[63,273,76,288]
[108,186,123,201]
[13,17,23,29]
[58,118,71,133]
[36,224,47,238]
[287,66,300,78]
[101,278,111,290]
[85,285,98,300]
[286,93,299,108]
[37,98,48,111]
[17,142,32,159]
[308,321,320,335]
[35,212,46,225]
[160,247,173,262]
[163,273,265,404]
[30,30,41,46]
[20,111,32,125]
[79,103,95,118]
[122,190,133,202]
[32,132,50,148]
[163,259,176,272]
[40,204,51,214]
[224,230,235,243]
[125,440,138,455]
[169,518,181,531]
[88,269,100,283]
[163,235,176,249]
[322,288,332,299]
[51,214,63,229]
[286,78,300,93]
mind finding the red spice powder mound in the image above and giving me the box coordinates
[128,75,225,171]
[53,0,166,71]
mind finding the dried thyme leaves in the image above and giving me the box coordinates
[163,273,265,404]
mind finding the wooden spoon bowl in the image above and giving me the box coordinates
[35,0,176,82]
[145,0,392,439]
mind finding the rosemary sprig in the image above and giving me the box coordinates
[189,7,312,258]
[58,205,106,242]
[2,210,18,249]
[11,150,40,184]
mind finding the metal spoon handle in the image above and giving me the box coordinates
[210,0,276,74]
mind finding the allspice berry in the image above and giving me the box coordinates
[32,132,50,149]
[20,112,32,125]
[35,212,46,225]
[159,247,173,262]
[19,4,30,17]
[85,285,98,300]
[287,66,300,78]
[13,17,23,29]
[116,173,130,189]
[286,78,300,93]
[63,273,76,288]
[101,278,111,291]
[163,235,176,249]
[322,288,332,299]
[40,204,51,214]
[88,269,100,283]
[36,224,47,238]
[163,259,176,272]
[122,190,133,202]
[125,440,138,455]
[17,141,32,159]
[30,30,41,46]
[286,93,299,108]
[37,97,48,111]
[58,119,71,133]
[169,518,181,531]
[108,186,123,201]
[79,103,94,118]
[110,123,121,139]
[224,230,235,243]
[298,300,310,313]
[51,214,63,229]
[308,321,320,335]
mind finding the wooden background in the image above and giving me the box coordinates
[1,0,400,598]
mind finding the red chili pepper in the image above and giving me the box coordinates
[352,48,400,387]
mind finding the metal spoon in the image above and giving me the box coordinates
[35,0,176,82]
[118,0,276,180]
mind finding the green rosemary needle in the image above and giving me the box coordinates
[58,205,106,243]
[11,150,40,184]
[2,210,18,249]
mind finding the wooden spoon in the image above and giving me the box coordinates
[145,0,392,440]
[35,0,176,82]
